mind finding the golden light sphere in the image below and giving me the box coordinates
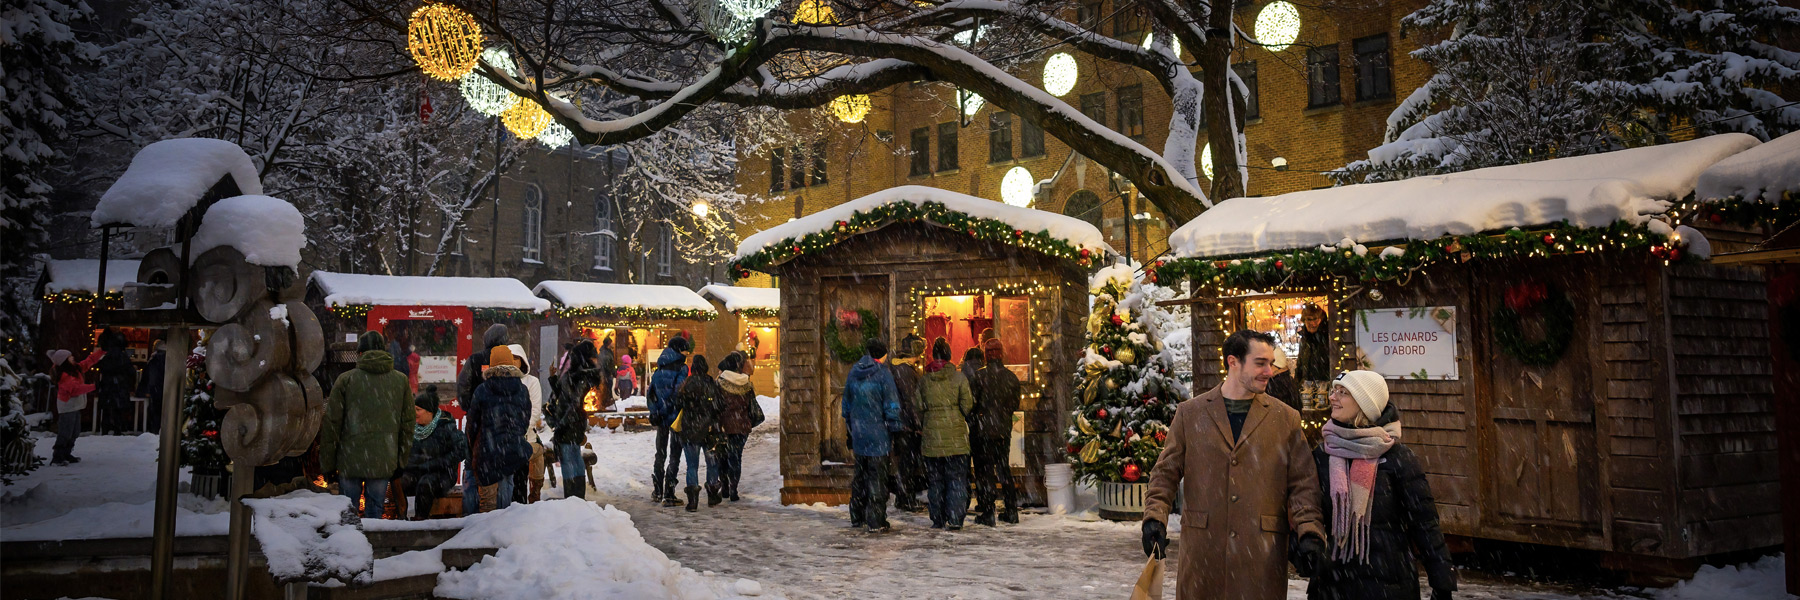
[502,99,555,139]
[794,0,837,24]
[407,4,484,81]
[829,94,871,123]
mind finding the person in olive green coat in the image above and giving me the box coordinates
[322,331,415,519]
[917,338,974,529]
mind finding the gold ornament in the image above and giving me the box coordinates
[1105,378,1118,390]
[407,4,484,81]
[1115,346,1136,365]
[1076,413,1094,435]
[1079,439,1100,463]
[502,99,555,139]
[794,0,838,24]
[1110,419,1122,438]
[829,94,870,123]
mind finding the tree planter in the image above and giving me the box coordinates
[1096,480,1147,521]
[191,467,229,500]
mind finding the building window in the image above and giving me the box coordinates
[1021,119,1045,157]
[770,147,786,192]
[811,141,828,185]
[1307,45,1342,108]
[452,225,465,256]
[656,223,673,277]
[1234,62,1260,120]
[909,127,931,176]
[989,112,1013,163]
[1112,3,1143,37]
[1353,34,1393,101]
[788,145,806,189]
[1080,92,1106,126]
[1077,1,1102,29]
[593,193,614,271]
[1117,85,1144,139]
[522,184,543,262]
[937,122,959,172]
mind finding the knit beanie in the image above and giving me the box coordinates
[895,334,925,359]
[982,337,1004,360]
[488,345,515,370]
[47,349,72,367]
[357,330,387,353]
[1334,370,1389,422]
[415,385,439,413]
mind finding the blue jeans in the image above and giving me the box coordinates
[493,476,514,511]
[559,442,586,499]
[341,477,389,519]
[682,439,719,488]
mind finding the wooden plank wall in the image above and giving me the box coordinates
[1599,265,1673,555]
[1666,262,1781,556]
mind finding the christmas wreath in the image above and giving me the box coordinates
[1491,282,1574,366]
[823,308,881,363]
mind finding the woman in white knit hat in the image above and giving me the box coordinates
[1306,370,1457,600]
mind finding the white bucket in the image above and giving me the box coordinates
[1044,463,1074,515]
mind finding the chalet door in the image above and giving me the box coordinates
[819,275,889,464]
[1477,262,1603,534]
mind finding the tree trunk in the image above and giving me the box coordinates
[1199,0,1245,202]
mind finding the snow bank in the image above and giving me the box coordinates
[243,490,373,585]
[92,138,263,228]
[310,271,552,311]
[1696,130,1800,203]
[699,285,780,313]
[734,185,1113,261]
[42,259,142,295]
[434,499,778,599]
[1657,554,1789,600]
[535,281,716,314]
[1170,134,1761,257]
[190,195,306,267]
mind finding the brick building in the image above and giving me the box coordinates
[734,0,1430,270]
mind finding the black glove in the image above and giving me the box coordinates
[1141,518,1168,559]
[1294,534,1326,578]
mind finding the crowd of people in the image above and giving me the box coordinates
[43,329,170,466]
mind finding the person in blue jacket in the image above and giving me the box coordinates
[648,336,690,507]
[842,337,903,532]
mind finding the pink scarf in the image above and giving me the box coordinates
[1319,420,1401,564]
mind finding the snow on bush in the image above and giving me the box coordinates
[91,138,263,228]
[242,490,373,586]
[435,499,779,600]
[190,195,306,267]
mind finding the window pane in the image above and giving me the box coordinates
[1112,4,1142,37]
[811,141,828,185]
[770,148,786,192]
[1307,46,1341,107]
[788,145,806,189]
[657,224,672,276]
[909,128,931,176]
[1354,35,1392,101]
[523,186,542,260]
[937,122,959,172]
[1021,119,1045,157]
[989,112,1013,163]
[1077,1,1102,29]
[1117,85,1143,139]
[1080,92,1107,126]
[1234,62,1260,120]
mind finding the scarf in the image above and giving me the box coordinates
[924,359,949,373]
[414,411,447,442]
[1319,419,1402,564]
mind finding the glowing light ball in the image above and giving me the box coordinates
[1142,32,1180,57]
[537,123,573,148]
[830,94,871,123]
[794,0,836,24]
[1255,1,1301,52]
[407,4,484,81]
[1001,166,1035,207]
[959,89,985,116]
[460,47,522,117]
[502,100,554,139]
[1043,53,1078,96]
[696,0,779,44]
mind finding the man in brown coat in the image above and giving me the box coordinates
[1142,329,1327,600]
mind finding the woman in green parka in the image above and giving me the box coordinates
[917,338,974,530]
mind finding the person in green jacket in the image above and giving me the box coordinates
[918,338,975,530]
[321,331,414,519]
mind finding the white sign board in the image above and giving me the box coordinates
[417,355,458,384]
[1354,306,1458,380]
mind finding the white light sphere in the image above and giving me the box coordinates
[692,200,711,218]
[960,89,985,116]
[1142,32,1180,57]
[537,122,573,149]
[1043,53,1078,96]
[1000,166,1034,207]
[1255,1,1301,52]
[1201,143,1214,179]
[461,46,521,117]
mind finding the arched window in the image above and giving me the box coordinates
[522,184,544,262]
[655,223,674,276]
[593,192,614,271]
[1063,190,1104,231]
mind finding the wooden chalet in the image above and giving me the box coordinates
[532,280,717,413]
[699,284,781,394]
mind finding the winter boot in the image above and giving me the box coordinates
[684,486,700,512]
[706,482,723,507]
[974,511,997,527]
[729,483,740,502]
[652,478,665,502]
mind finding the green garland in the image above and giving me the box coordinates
[728,200,1101,279]
[737,307,780,318]
[1668,192,1798,230]
[1492,289,1575,366]
[554,305,718,321]
[823,309,880,363]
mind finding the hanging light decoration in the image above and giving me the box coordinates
[1043,52,1078,96]
[1000,166,1035,207]
[1254,1,1301,52]
[695,0,779,44]
[794,0,837,24]
[502,99,555,139]
[460,46,521,117]
[959,89,985,116]
[1142,32,1181,57]
[691,199,712,218]
[829,94,871,123]
[1201,142,1214,179]
[407,4,484,81]
[537,122,573,148]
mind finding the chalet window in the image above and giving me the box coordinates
[522,184,543,262]
[788,145,806,189]
[656,223,673,276]
[1021,119,1045,158]
[1112,3,1143,37]
[1234,61,1260,120]
[1077,1,1103,29]
[811,141,829,185]
[989,112,1013,163]
[1080,92,1107,126]
[937,121,959,172]
[1354,34,1393,101]
[1307,45,1342,108]
[909,127,931,176]
[1117,85,1144,139]
[593,193,613,271]
[770,147,786,192]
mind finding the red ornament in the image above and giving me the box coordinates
[1122,463,1141,482]
[1100,345,1112,355]
[1109,314,1123,326]
[791,245,801,253]
[835,220,848,228]
[1147,271,1158,283]
[1154,431,1167,443]
[202,429,219,438]
[1275,260,1285,269]
[1080,248,1092,257]
[1068,443,1081,455]
[1667,248,1682,261]
[1650,245,1669,258]
[1096,408,1108,419]
[1542,234,1555,245]
[1013,229,1023,237]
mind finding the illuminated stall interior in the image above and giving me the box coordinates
[919,293,1032,380]
[700,284,782,393]
[535,280,718,415]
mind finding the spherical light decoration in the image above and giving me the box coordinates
[1000,166,1034,207]
[1142,32,1181,57]
[1255,1,1302,52]
[829,94,871,123]
[502,99,554,139]
[959,89,985,116]
[691,200,711,218]
[1201,142,1214,179]
[536,122,573,148]
[460,46,522,117]
[695,0,779,44]
[407,4,484,81]
[794,0,837,24]
[1042,53,1078,96]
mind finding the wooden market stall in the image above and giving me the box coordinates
[1156,133,1784,565]
[700,284,781,393]
[727,185,1113,506]
[32,259,153,421]
[532,280,717,415]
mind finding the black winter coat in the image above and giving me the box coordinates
[467,365,532,486]
[457,324,511,404]
[1306,409,1456,600]
[95,344,137,412]
[968,361,1020,440]
[551,363,600,446]
[888,361,923,433]
[405,414,468,497]
[1296,326,1332,382]
[672,373,724,445]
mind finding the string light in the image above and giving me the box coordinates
[1000,166,1035,207]
[554,305,719,321]
[793,0,836,24]
[407,4,484,81]
[729,200,1104,279]
[736,307,780,318]
[537,123,574,149]
[695,0,778,43]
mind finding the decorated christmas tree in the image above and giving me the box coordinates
[1067,264,1189,486]
[0,357,43,483]
[179,348,228,472]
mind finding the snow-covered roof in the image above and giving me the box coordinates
[699,285,780,313]
[1696,130,1800,203]
[190,195,306,267]
[91,138,264,229]
[534,281,716,315]
[42,259,142,295]
[734,185,1113,261]
[1170,133,1761,258]
[309,272,551,311]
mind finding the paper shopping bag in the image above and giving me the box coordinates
[1129,555,1163,600]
